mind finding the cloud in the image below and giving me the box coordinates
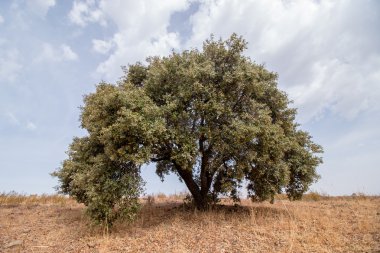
[69,0,106,27]
[0,15,4,24]
[5,112,20,125]
[69,0,380,121]
[92,39,114,54]
[288,56,380,122]
[0,48,22,82]
[36,43,78,62]
[27,0,56,17]
[4,112,37,131]
[61,45,79,61]
[186,0,380,123]
[26,121,37,130]
[95,32,182,80]
[69,0,189,80]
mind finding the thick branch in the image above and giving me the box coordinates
[198,115,212,196]
[150,156,169,162]
[200,149,216,199]
[199,137,207,194]
[172,160,202,202]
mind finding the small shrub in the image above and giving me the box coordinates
[351,192,368,200]
[147,195,155,205]
[303,191,329,201]
[307,191,321,201]
[156,193,166,199]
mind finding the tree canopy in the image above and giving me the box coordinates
[53,34,322,225]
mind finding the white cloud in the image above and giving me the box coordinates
[288,56,380,122]
[92,39,114,54]
[4,112,37,130]
[26,121,37,130]
[69,0,190,80]
[61,45,79,61]
[27,0,56,17]
[69,0,380,121]
[0,15,4,24]
[96,32,182,79]
[69,0,106,27]
[5,112,20,125]
[0,48,22,82]
[99,0,189,36]
[186,0,380,123]
[36,43,78,62]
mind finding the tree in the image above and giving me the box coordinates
[53,34,322,224]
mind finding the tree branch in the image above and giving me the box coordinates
[172,160,201,201]
[150,156,169,162]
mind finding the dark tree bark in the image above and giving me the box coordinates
[172,159,211,210]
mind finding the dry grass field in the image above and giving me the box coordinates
[0,193,379,253]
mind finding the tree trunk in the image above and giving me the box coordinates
[196,129,213,210]
[172,160,211,210]
[192,190,210,210]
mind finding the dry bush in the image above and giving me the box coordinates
[302,191,329,201]
[350,192,370,200]
[156,193,167,199]
[146,195,155,205]
[275,191,331,202]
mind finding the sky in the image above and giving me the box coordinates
[0,0,379,196]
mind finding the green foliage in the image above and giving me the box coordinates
[54,34,323,222]
[52,136,144,226]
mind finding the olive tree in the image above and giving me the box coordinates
[53,34,322,224]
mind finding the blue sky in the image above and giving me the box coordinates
[0,0,379,196]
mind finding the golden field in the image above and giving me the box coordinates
[0,193,379,253]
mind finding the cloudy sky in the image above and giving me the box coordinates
[0,0,379,196]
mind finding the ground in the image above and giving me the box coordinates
[0,194,379,253]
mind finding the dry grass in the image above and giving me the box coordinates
[0,193,379,253]
[0,192,71,206]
